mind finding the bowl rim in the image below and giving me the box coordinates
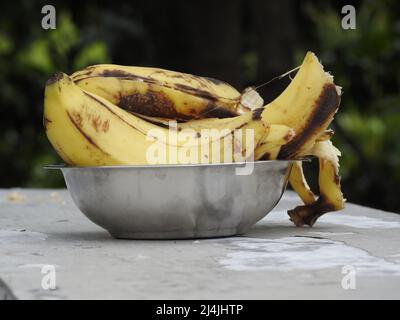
[43,158,310,170]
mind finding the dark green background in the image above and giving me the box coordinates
[1,0,399,213]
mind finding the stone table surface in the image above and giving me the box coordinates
[1,188,400,300]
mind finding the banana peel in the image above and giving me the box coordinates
[288,140,345,227]
[44,73,292,166]
[256,52,344,226]
[71,65,242,120]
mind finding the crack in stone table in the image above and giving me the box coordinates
[1,189,400,299]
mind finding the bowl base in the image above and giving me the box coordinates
[108,227,248,240]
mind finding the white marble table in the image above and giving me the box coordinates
[1,189,400,300]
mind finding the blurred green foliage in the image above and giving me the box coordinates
[0,1,399,212]
[0,3,112,188]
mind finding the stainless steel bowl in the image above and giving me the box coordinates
[45,161,294,239]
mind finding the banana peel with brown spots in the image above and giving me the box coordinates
[44,51,344,227]
[259,52,345,226]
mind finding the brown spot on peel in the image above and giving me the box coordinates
[260,152,271,160]
[71,111,83,128]
[173,83,220,102]
[98,69,132,78]
[117,90,237,120]
[43,117,52,129]
[278,83,340,159]
[252,107,265,121]
[102,119,110,133]
[74,69,158,86]
[334,172,341,185]
[83,91,148,136]
[131,114,170,129]
[66,111,110,155]
[91,114,102,132]
[46,72,64,86]
[287,196,336,227]
[118,90,185,119]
